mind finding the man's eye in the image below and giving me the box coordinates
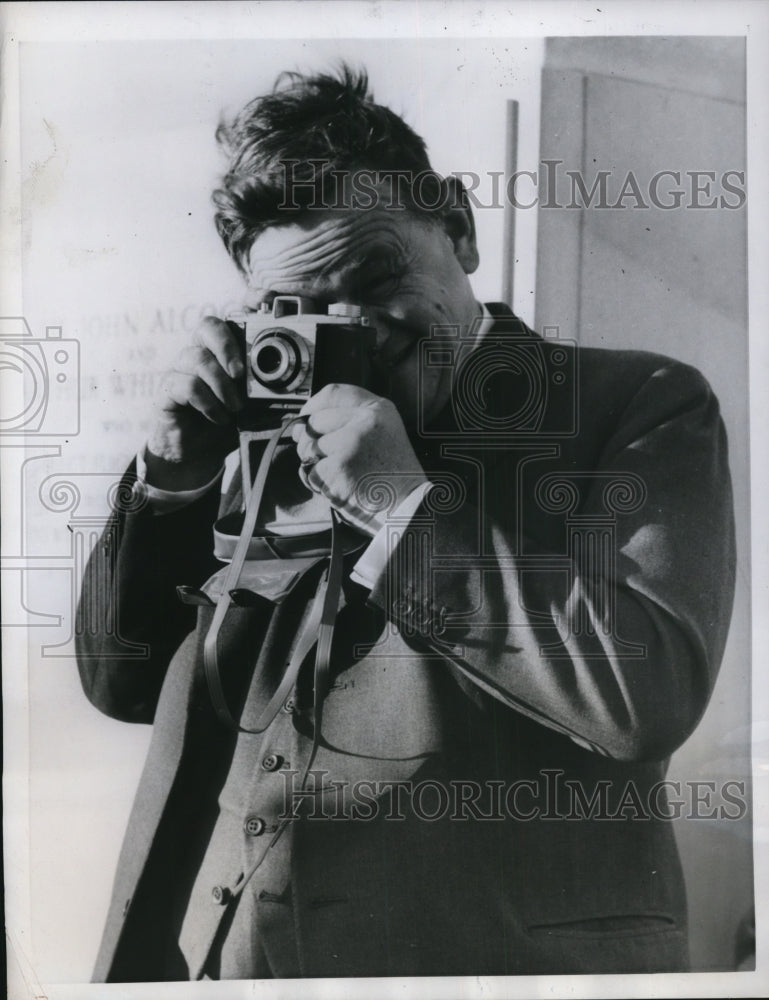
[362,270,402,298]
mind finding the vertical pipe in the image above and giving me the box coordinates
[502,99,519,308]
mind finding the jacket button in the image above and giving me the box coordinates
[211,885,231,905]
[262,753,282,772]
[282,697,295,714]
[244,815,266,837]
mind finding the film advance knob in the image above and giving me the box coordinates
[327,303,362,319]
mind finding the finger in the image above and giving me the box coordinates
[306,455,349,507]
[290,414,326,443]
[311,423,366,458]
[161,372,232,425]
[296,408,377,465]
[294,428,326,466]
[300,459,324,494]
[176,346,243,412]
[299,382,381,416]
[195,316,245,380]
[304,406,367,438]
[297,463,312,492]
[290,419,307,444]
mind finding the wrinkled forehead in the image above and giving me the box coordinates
[245,201,435,303]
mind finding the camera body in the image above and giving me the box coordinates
[228,296,377,429]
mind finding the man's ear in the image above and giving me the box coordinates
[440,175,480,274]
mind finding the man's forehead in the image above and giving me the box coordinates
[245,205,422,292]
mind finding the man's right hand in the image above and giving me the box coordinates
[145,316,245,492]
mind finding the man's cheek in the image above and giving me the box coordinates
[392,365,438,427]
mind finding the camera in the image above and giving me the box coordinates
[0,317,80,436]
[417,317,578,439]
[228,296,377,429]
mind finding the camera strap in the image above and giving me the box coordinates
[201,415,349,904]
[202,416,346,739]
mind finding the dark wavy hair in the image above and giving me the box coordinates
[212,65,437,274]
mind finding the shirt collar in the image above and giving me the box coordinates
[472,301,496,349]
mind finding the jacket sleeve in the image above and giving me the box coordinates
[368,361,736,762]
[75,464,222,723]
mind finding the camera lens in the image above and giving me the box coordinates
[250,328,310,392]
[256,344,284,376]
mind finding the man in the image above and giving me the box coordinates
[77,66,735,980]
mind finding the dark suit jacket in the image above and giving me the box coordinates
[77,308,735,979]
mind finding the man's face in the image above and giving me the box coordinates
[244,201,481,427]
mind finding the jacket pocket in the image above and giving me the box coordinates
[528,911,678,939]
[200,556,326,605]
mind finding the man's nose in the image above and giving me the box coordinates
[363,305,410,345]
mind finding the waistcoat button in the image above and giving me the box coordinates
[211,885,231,905]
[244,815,266,837]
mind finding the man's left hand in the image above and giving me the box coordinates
[291,383,428,536]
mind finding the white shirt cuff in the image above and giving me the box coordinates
[135,447,224,515]
[350,481,433,590]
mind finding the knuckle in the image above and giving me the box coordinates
[178,345,200,366]
[195,354,220,380]
[193,317,221,346]
[169,373,195,402]
[186,347,216,376]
